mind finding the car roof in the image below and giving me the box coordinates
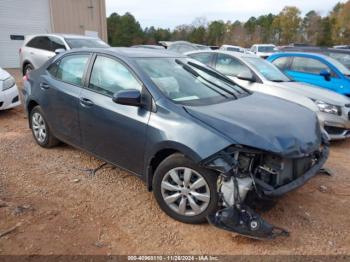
[66,47,185,58]
[271,52,331,60]
[186,50,257,59]
[26,33,100,40]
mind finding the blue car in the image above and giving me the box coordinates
[268,52,350,96]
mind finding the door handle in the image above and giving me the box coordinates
[40,82,50,90]
[80,97,94,107]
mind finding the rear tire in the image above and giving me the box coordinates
[153,153,219,224]
[23,63,34,76]
[29,106,60,148]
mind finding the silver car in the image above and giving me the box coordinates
[187,50,350,140]
[19,34,109,75]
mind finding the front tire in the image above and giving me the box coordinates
[30,106,59,148]
[153,153,219,224]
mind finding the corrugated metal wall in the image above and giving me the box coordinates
[0,0,52,68]
[50,0,107,42]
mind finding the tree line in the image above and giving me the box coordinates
[107,1,350,47]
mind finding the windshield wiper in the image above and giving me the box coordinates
[175,59,237,99]
[271,80,285,83]
[188,61,245,95]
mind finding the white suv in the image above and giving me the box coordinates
[19,34,109,75]
[250,44,277,58]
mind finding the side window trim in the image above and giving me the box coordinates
[47,52,92,87]
[84,53,145,98]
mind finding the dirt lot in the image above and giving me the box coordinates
[0,69,349,255]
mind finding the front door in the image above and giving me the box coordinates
[285,56,342,93]
[79,55,151,174]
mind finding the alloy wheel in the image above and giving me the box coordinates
[161,167,210,216]
[32,112,47,143]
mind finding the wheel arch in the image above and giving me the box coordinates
[145,142,203,191]
[27,100,39,128]
[22,60,33,75]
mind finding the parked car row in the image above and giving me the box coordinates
[2,33,348,239]
[187,50,350,140]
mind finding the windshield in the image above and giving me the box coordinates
[227,47,240,52]
[244,57,291,82]
[135,58,249,105]
[258,46,275,53]
[65,38,109,49]
[325,56,350,76]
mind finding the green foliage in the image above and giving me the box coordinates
[107,1,350,47]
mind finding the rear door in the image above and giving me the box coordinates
[25,36,56,69]
[285,56,342,92]
[41,53,91,145]
[79,54,151,174]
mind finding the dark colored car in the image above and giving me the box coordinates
[23,48,329,239]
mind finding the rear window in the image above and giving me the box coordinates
[65,38,109,49]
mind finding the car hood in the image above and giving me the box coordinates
[231,77,319,112]
[185,92,322,158]
[269,81,350,106]
[0,68,10,81]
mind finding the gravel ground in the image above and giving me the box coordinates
[0,70,349,255]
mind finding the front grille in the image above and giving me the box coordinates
[11,96,19,103]
[325,126,347,135]
[346,104,350,108]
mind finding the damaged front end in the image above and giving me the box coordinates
[202,138,330,240]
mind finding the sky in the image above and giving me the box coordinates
[106,0,346,29]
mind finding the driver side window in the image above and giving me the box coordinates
[215,54,251,77]
[291,57,332,75]
[88,56,142,96]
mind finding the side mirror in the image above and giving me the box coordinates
[237,70,255,82]
[112,89,141,107]
[54,48,66,55]
[320,69,331,81]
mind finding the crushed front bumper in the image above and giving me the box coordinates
[206,142,330,240]
[254,145,330,197]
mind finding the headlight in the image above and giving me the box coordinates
[2,77,16,91]
[315,100,341,115]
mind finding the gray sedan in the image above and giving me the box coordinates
[187,50,350,140]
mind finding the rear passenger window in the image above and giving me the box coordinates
[290,57,330,74]
[56,55,90,86]
[88,56,142,96]
[272,57,291,70]
[26,36,51,51]
[47,61,60,77]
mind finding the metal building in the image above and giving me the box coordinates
[0,0,107,68]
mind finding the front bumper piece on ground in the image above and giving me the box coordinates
[208,144,330,240]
